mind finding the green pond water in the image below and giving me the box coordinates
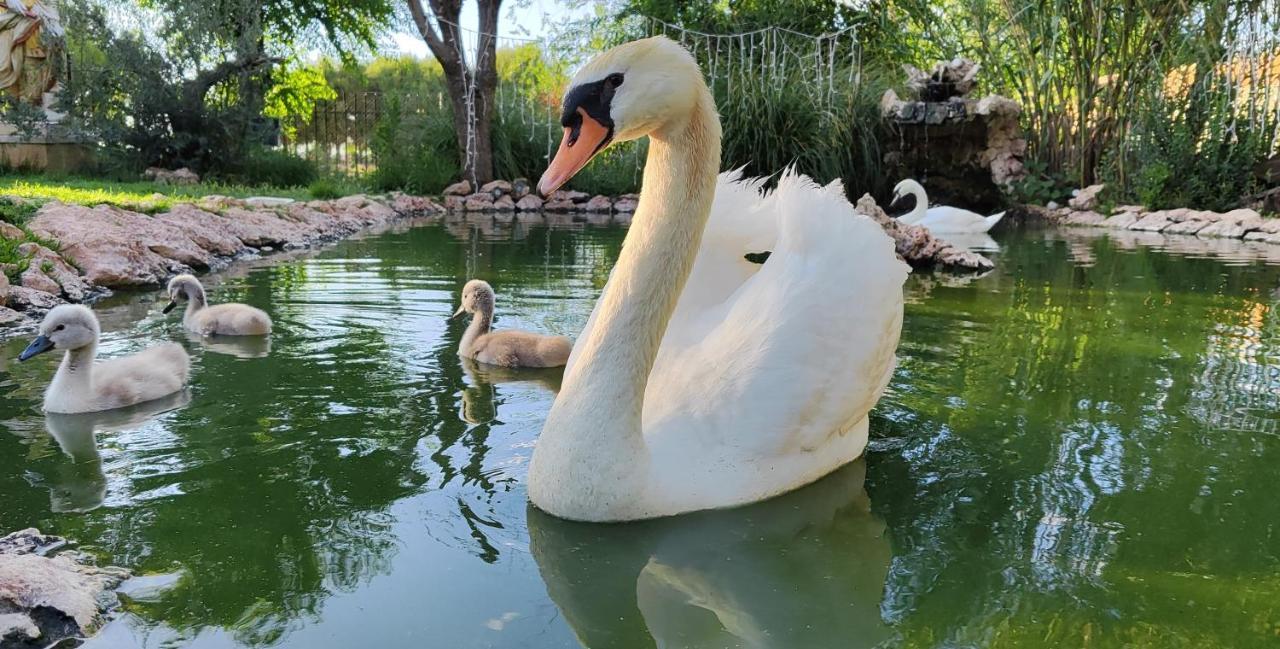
[3,219,1280,648]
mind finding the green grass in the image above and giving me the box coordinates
[0,175,321,212]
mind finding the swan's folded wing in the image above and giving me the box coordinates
[644,172,908,459]
[569,170,776,373]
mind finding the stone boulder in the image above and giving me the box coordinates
[1063,210,1106,226]
[18,266,58,295]
[1100,212,1139,229]
[1068,184,1105,211]
[1129,211,1176,232]
[6,285,61,312]
[144,167,200,186]
[443,195,466,211]
[156,205,245,256]
[585,195,613,212]
[390,194,445,215]
[614,194,639,213]
[515,194,544,211]
[493,195,516,211]
[855,194,993,271]
[0,221,22,240]
[480,180,512,197]
[244,196,296,208]
[443,180,472,196]
[195,195,242,212]
[0,271,8,306]
[465,193,495,211]
[0,529,130,649]
[29,204,196,286]
[1198,215,1262,239]
[511,178,531,199]
[16,243,89,300]
[544,198,576,212]
[217,207,309,248]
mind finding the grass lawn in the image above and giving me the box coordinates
[0,175,323,211]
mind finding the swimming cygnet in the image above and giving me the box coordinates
[453,279,572,368]
[164,274,272,336]
[19,305,190,413]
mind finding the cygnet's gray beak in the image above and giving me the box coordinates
[450,305,466,320]
[18,335,54,361]
[162,300,178,314]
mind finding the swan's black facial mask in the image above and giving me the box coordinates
[538,73,624,196]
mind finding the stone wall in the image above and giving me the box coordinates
[440,178,638,218]
[881,60,1027,213]
[1049,183,1276,242]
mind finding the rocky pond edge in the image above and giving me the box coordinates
[1040,182,1280,240]
[0,181,999,340]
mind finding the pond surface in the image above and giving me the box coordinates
[2,218,1280,648]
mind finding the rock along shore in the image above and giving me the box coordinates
[0,192,448,335]
[0,528,131,648]
[1046,183,1277,242]
[0,179,992,338]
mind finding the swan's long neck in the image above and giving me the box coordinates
[529,84,721,521]
[460,309,492,356]
[182,285,207,325]
[901,183,928,225]
[47,344,96,409]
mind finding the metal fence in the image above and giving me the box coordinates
[282,91,383,178]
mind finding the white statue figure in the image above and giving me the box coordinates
[0,0,63,105]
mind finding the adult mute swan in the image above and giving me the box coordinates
[892,179,1005,233]
[18,305,190,413]
[528,36,908,522]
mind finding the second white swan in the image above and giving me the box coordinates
[528,37,908,522]
[891,178,1005,233]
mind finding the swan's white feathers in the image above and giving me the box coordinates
[642,170,908,501]
[916,206,1005,233]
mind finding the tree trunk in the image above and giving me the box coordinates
[407,0,502,186]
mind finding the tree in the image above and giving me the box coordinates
[64,0,392,173]
[406,0,503,185]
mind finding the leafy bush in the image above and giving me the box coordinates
[308,178,344,200]
[1011,159,1071,206]
[367,94,458,194]
[1101,74,1278,211]
[220,148,319,188]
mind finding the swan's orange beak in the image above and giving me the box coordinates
[538,108,612,196]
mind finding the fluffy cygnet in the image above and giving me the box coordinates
[19,305,190,413]
[164,274,272,336]
[453,279,572,368]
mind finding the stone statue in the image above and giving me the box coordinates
[0,0,63,106]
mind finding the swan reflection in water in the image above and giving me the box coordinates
[185,331,272,359]
[41,391,192,513]
[527,459,893,649]
[460,357,563,424]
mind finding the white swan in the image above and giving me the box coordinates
[528,36,908,522]
[164,274,272,336]
[18,305,190,413]
[892,179,1005,233]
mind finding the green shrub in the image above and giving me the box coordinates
[1011,159,1072,206]
[368,94,458,194]
[308,178,343,200]
[220,148,319,188]
[0,197,37,226]
[1102,76,1277,211]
